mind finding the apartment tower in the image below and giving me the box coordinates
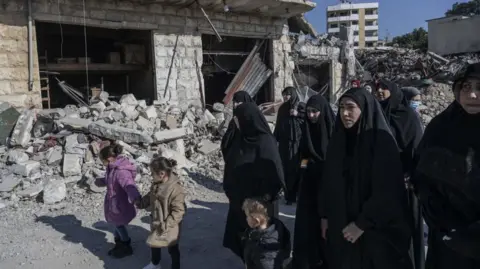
[327,2,379,49]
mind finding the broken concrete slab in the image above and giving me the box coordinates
[88,121,153,144]
[141,106,158,119]
[62,154,82,177]
[37,108,66,119]
[119,94,138,106]
[165,115,178,129]
[122,105,140,121]
[13,161,40,177]
[198,140,220,155]
[58,117,92,132]
[158,145,195,169]
[116,140,139,156]
[32,115,55,138]
[213,103,225,112]
[7,149,29,164]
[43,180,67,204]
[135,154,151,164]
[47,146,63,165]
[98,91,109,103]
[17,184,43,198]
[137,100,147,109]
[63,176,82,185]
[154,128,186,143]
[0,102,20,145]
[10,109,35,148]
[203,110,216,122]
[0,174,21,192]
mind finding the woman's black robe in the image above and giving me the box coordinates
[222,102,286,260]
[322,88,413,269]
[378,79,425,269]
[292,94,335,269]
[412,99,480,269]
[274,87,304,202]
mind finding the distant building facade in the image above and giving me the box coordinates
[327,2,379,49]
[427,15,480,55]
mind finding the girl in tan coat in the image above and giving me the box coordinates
[137,157,186,269]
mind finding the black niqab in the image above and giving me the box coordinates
[322,88,412,269]
[221,91,255,161]
[378,79,423,174]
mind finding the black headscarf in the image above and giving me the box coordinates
[322,88,411,269]
[223,103,285,199]
[303,94,335,162]
[401,87,421,101]
[221,91,255,161]
[274,87,301,141]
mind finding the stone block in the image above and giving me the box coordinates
[90,101,106,113]
[47,146,63,165]
[0,102,20,145]
[119,94,138,106]
[17,184,43,198]
[197,139,220,155]
[7,149,29,164]
[43,180,67,204]
[141,106,158,119]
[63,154,82,177]
[135,116,155,133]
[10,109,34,148]
[154,128,186,143]
[13,160,40,177]
[89,121,153,144]
[121,105,139,120]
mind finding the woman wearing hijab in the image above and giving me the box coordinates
[291,94,335,269]
[274,87,304,204]
[374,80,424,269]
[222,102,286,260]
[401,87,422,114]
[322,88,413,269]
[411,63,480,269]
[221,91,255,162]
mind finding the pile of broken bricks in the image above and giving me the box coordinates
[0,92,226,207]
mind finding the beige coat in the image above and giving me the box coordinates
[139,175,186,247]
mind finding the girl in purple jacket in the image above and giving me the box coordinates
[96,144,141,259]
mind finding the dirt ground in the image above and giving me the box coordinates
[0,176,296,269]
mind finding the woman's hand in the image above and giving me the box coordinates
[290,109,298,116]
[342,222,364,243]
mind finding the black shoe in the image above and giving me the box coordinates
[108,237,120,256]
[112,239,133,259]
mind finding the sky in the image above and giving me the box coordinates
[304,0,470,39]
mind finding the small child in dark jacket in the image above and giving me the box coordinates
[242,198,292,269]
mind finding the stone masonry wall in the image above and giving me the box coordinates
[154,32,203,106]
[0,10,41,108]
[272,33,295,102]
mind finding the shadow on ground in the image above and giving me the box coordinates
[184,168,224,193]
[35,214,150,269]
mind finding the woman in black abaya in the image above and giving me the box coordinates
[374,79,424,269]
[274,87,304,204]
[222,102,285,260]
[221,91,255,162]
[291,94,334,269]
[322,88,413,269]
[411,63,480,269]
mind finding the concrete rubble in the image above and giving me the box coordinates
[0,92,225,208]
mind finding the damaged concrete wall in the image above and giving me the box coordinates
[272,34,295,102]
[0,10,41,108]
[330,60,344,103]
[428,15,480,55]
[154,32,203,106]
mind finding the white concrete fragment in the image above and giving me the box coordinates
[90,101,106,113]
[88,121,153,144]
[154,128,186,143]
[136,116,155,133]
[63,154,82,176]
[119,94,138,106]
[213,103,225,112]
[198,140,220,155]
[63,176,82,185]
[135,154,151,164]
[13,161,40,177]
[79,106,89,114]
[158,145,195,169]
[37,108,66,119]
[10,109,35,148]
[17,184,43,198]
[43,180,67,204]
[65,134,84,155]
[98,91,109,103]
[58,117,92,132]
[116,140,139,156]
[0,174,21,192]
[122,105,140,120]
[203,110,216,122]
[105,101,120,111]
[137,100,147,109]
[47,146,63,165]
[7,149,29,164]
[141,106,158,119]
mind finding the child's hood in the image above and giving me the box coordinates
[109,156,137,177]
[250,218,289,245]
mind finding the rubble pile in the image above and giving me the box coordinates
[0,93,225,207]
[418,83,454,125]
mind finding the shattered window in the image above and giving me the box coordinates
[352,9,358,14]
[330,23,338,28]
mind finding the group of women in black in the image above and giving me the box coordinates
[220,62,480,269]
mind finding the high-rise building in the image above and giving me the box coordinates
[327,2,379,49]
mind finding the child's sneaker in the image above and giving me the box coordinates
[142,263,161,269]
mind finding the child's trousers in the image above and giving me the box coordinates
[151,245,180,269]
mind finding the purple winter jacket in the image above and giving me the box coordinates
[98,156,141,226]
